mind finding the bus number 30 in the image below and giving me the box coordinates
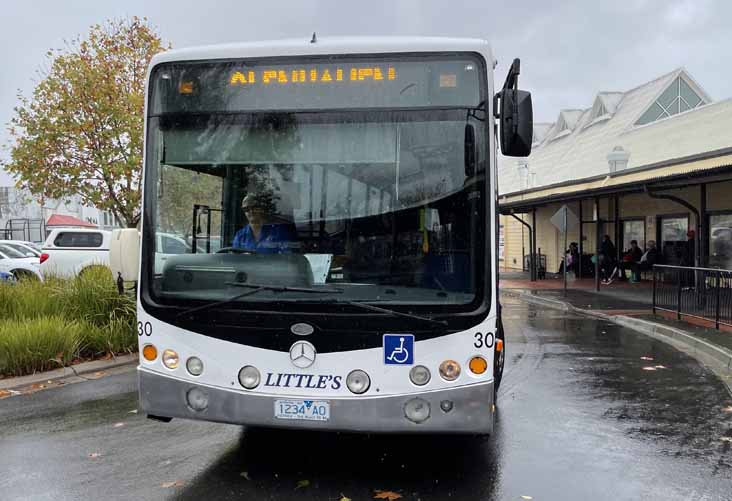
[137,321,153,337]
[473,332,494,349]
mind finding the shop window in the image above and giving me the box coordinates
[622,220,645,251]
[710,213,732,269]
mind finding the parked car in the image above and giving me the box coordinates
[40,228,111,278]
[0,246,43,280]
[0,240,42,258]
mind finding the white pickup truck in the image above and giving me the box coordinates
[40,228,111,278]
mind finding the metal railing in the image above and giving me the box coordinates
[652,264,732,329]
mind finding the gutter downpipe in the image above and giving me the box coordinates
[510,213,535,281]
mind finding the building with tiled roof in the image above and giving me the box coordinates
[497,69,732,279]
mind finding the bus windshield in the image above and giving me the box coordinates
[144,55,488,311]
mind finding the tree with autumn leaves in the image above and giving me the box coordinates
[4,17,168,228]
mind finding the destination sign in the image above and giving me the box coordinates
[152,55,483,114]
[228,66,396,86]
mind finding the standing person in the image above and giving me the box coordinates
[680,229,696,288]
[567,242,580,277]
[600,234,617,283]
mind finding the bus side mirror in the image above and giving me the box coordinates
[494,58,533,158]
[497,89,533,157]
[110,229,141,286]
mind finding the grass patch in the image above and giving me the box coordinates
[0,268,136,377]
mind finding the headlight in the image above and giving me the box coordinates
[162,349,179,369]
[404,398,430,423]
[186,387,208,411]
[409,365,431,386]
[186,356,204,376]
[346,369,370,394]
[439,359,461,381]
[238,365,260,389]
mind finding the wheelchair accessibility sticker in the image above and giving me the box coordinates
[383,334,414,365]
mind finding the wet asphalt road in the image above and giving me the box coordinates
[1,296,732,501]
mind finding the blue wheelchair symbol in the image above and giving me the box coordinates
[383,334,414,365]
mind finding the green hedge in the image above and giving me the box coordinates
[0,267,137,377]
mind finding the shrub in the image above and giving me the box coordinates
[0,268,137,377]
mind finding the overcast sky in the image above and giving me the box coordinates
[2,0,731,184]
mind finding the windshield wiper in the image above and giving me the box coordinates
[177,283,342,318]
[176,286,266,318]
[308,298,448,328]
[225,282,343,294]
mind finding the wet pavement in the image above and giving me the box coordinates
[1,297,731,500]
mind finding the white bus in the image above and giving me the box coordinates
[113,36,532,434]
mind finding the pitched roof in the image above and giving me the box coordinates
[46,214,97,228]
[498,68,728,195]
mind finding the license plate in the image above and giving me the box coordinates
[274,399,330,422]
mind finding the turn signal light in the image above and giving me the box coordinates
[496,339,504,352]
[469,356,488,375]
[142,344,157,361]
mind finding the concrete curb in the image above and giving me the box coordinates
[503,289,732,384]
[0,353,138,392]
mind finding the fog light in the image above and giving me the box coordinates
[440,400,454,413]
[404,398,430,423]
[469,356,488,375]
[142,344,157,361]
[439,359,461,381]
[162,349,179,369]
[186,387,208,411]
[238,365,260,389]
[186,356,204,376]
[409,365,431,386]
[346,369,370,394]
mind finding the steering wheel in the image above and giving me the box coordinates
[216,247,257,254]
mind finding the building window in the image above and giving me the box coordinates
[710,213,732,269]
[635,76,705,126]
[622,220,645,251]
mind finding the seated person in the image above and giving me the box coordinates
[233,193,296,254]
[607,240,643,283]
[630,240,659,283]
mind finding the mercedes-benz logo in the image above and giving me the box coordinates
[289,340,316,368]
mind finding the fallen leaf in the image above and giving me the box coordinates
[640,356,654,361]
[113,422,125,428]
[642,366,657,371]
[92,371,106,378]
[374,490,402,500]
[0,390,11,399]
[88,452,101,459]
[296,479,310,489]
[340,494,352,501]
[240,471,250,480]
[161,480,184,488]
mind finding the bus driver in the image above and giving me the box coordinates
[232,192,296,253]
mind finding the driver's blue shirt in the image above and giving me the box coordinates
[232,224,295,254]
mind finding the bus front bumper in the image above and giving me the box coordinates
[138,368,495,434]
